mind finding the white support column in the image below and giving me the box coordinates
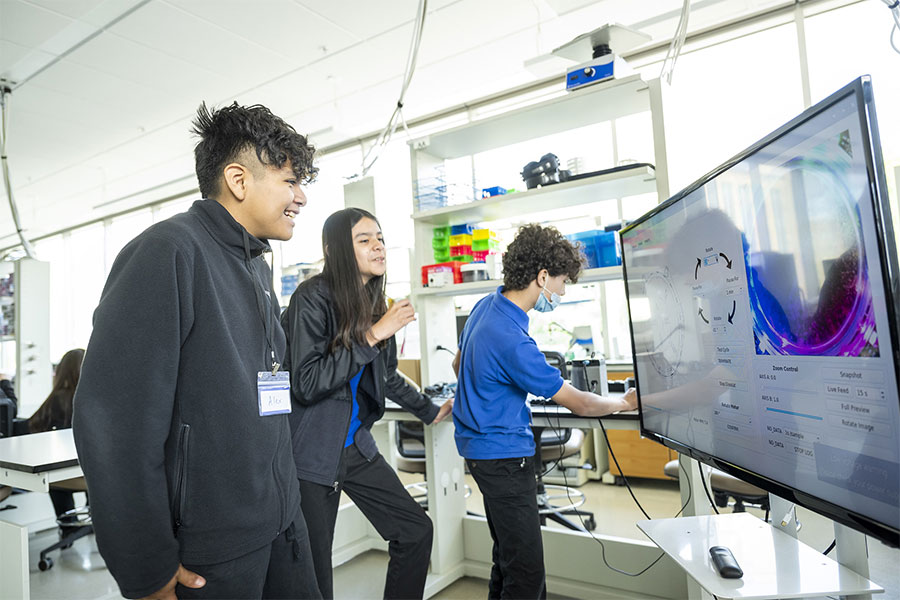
[0,520,29,600]
[14,258,50,416]
[423,419,465,574]
[833,522,872,600]
[769,493,799,538]
[647,78,671,202]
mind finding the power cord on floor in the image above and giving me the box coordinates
[822,539,836,555]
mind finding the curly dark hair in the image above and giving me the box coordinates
[191,102,318,199]
[502,224,585,291]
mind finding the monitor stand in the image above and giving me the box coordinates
[637,512,882,600]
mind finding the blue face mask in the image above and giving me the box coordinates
[534,282,561,312]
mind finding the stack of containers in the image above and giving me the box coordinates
[472,228,500,262]
[432,226,451,263]
[448,223,474,263]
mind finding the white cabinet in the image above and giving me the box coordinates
[407,74,671,387]
[0,258,51,416]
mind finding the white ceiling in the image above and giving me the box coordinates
[0,0,782,243]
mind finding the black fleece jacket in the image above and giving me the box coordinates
[73,199,299,599]
[281,276,439,487]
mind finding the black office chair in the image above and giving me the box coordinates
[38,476,93,571]
[534,351,596,532]
[664,460,771,519]
[395,420,429,507]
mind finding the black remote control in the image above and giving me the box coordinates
[709,546,743,579]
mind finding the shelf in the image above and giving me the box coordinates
[411,74,650,159]
[1,335,14,342]
[412,266,622,298]
[412,165,655,226]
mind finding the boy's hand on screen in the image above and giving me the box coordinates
[622,387,638,411]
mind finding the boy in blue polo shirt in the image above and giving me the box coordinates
[452,224,637,599]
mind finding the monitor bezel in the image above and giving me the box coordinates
[619,76,900,547]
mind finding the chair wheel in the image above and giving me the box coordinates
[584,517,596,531]
[38,557,53,571]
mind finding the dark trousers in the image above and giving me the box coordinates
[49,489,75,520]
[466,456,546,600]
[299,444,433,600]
[176,510,321,599]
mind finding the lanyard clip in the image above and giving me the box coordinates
[271,350,279,376]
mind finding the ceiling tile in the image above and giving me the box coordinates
[296,0,418,40]
[108,1,294,81]
[173,0,361,61]
[63,31,232,99]
[0,0,73,48]
[18,0,110,20]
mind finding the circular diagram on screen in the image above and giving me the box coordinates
[645,269,685,377]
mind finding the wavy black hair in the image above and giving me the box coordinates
[191,102,318,199]
[320,208,387,352]
[502,224,585,291]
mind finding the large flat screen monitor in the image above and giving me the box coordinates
[620,76,899,546]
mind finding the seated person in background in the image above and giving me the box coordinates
[27,348,85,521]
[452,224,638,600]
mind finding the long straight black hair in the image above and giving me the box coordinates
[320,208,387,351]
[28,348,85,433]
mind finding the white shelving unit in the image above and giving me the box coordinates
[411,165,656,226]
[413,266,622,298]
[404,75,677,597]
[0,259,51,416]
[409,75,670,387]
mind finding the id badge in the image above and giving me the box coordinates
[257,371,291,416]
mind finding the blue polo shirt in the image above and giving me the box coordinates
[453,287,565,459]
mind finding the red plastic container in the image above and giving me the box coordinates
[421,262,466,286]
[450,245,473,257]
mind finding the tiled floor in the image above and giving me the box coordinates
[4,473,897,600]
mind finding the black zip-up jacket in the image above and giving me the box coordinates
[281,276,439,487]
[73,199,299,599]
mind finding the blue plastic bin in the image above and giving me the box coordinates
[596,231,621,267]
[567,231,601,269]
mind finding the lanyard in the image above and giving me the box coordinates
[243,230,280,375]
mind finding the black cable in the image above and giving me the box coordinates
[597,417,650,519]
[532,409,694,577]
[435,345,456,356]
[697,461,721,514]
[822,539,836,555]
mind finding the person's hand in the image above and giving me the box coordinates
[621,387,638,411]
[432,397,454,424]
[367,299,416,346]
[139,564,205,600]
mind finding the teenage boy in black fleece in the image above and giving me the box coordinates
[73,103,321,600]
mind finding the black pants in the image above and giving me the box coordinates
[299,444,433,600]
[49,489,75,521]
[176,510,321,599]
[466,456,546,600]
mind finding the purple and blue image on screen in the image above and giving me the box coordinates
[745,146,879,357]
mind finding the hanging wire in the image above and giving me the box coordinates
[354,0,428,179]
[660,0,692,85]
[881,0,900,55]
[0,88,36,259]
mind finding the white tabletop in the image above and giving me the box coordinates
[637,513,883,599]
[0,429,78,473]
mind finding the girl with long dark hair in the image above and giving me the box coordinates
[28,348,85,434]
[281,208,452,599]
[28,348,86,519]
